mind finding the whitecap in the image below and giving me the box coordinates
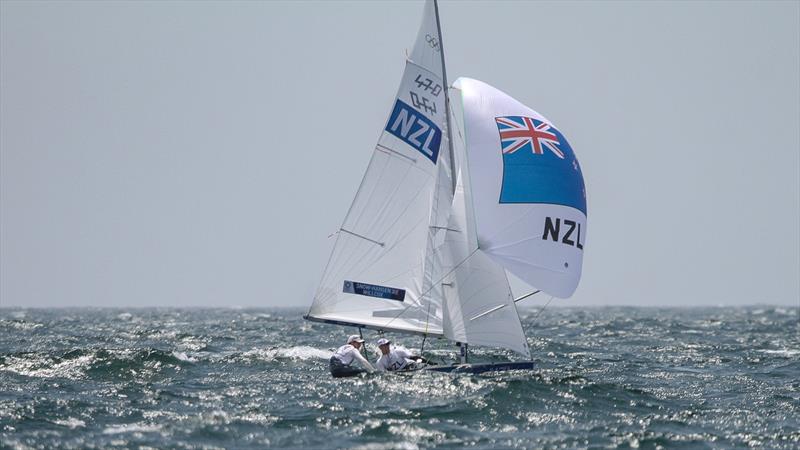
[0,320,43,331]
[242,346,332,361]
[102,423,162,435]
[350,443,419,450]
[52,418,86,429]
[1,354,94,380]
[757,349,800,357]
[171,351,197,362]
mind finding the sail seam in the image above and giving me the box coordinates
[376,144,417,163]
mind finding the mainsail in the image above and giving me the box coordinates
[307,0,450,336]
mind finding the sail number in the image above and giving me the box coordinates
[542,217,584,250]
[414,75,442,96]
[409,75,441,115]
[410,91,436,115]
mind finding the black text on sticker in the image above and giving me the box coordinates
[542,217,584,250]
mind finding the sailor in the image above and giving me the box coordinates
[329,335,375,378]
[375,338,428,372]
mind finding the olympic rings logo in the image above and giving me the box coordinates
[425,34,440,51]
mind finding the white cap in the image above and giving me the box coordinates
[347,335,365,344]
[376,338,391,346]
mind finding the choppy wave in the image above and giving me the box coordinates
[238,345,333,362]
[0,347,195,381]
[0,306,798,449]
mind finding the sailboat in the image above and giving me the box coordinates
[304,0,586,374]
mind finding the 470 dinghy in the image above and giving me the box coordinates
[304,0,587,373]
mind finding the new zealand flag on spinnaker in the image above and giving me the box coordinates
[495,116,586,214]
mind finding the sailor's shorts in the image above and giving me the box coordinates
[329,356,366,378]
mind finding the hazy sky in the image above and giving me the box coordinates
[1,1,798,308]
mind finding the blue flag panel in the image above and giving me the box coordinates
[495,116,586,214]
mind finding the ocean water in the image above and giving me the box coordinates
[0,306,798,449]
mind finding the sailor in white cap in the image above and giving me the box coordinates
[329,334,375,378]
[374,338,428,372]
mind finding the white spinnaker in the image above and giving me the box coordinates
[308,0,449,335]
[454,78,587,298]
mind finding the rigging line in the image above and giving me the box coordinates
[420,261,435,350]
[447,88,465,145]
[530,296,554,327]
[433,0,457,194]
[489,231,572,252]
[381,247,479,330]
[489,253,572,275]
[358,328,369,360]
[420,167,451,341]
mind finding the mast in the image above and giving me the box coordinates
[433,0,457,193]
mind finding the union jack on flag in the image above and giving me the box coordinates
[495,116,565,159]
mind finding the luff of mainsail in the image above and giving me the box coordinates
[306,0,450,336]
[418,0,456,338]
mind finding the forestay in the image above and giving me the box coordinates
[307,0,450,335]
